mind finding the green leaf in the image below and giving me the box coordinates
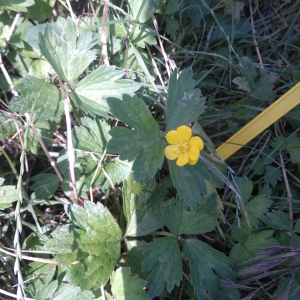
[9,50,33,77]
[169,159,210,211]
[251,69,278,101]
[183,238,232,300]
[165,0,184,14]
[30,173,60,200]
[62,167,88,199]
[232,76,252,92]
[0,0,35,12]
[107,94,164,182]
[0,30,9,49]
[287,147,300,164]
[71,65,140,117]
[0,74,21,93]
[202,152,228,189]
[25,0,56,22]
[110,20,156,48]
[10,21,33,49]
[126,240,149,280]
[293,218,300,233]
[192,121,216,152]
[232,57,258,92]
[124,174,166,237]
[212,14,250,39]
[231,217,251,242]
[124,178,167,236]
[262,211,291,231]
[72,117,110,154]
[45,201,122,290]
[162,194,219,235]
[129,0,158,23]
[111,48,157,83]
[33,278,59,300]
[229,230,278,266]
[224,0,244,23]
[287,137,300,148]
[9,76,63,122]
[52,285,95,300]
[165,17,179,40]
[246,195,272,227]
[28,59,52,79]
[33,279,95,300]
[240,56,259,76]
[181,0,212,27]
[110,267,147,300]
[26,126,53,155]
[166,68,206,131]
[16,42,41,59]
[235,177,253,204]
[38,17,97,81]
[0,111,22,140]
[25,23,62,50]
[272,136,286,151]
[79,156,132,192]
[0,178,18,210]
[25,263,56,297]
[143,237,182,298]
[265,166,282,187]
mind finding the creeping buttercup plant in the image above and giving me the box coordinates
[1,1,300,300]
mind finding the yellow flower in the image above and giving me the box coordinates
[164,125,204,166]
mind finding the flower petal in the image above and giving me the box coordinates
[189,145,200,160]
[177,125,192,141]
[188,159,198,165]
[164,145,180,160]
[189,136,204,151]
[176,153,189,166]
[166,130,183,144]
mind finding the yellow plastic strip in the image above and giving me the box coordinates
[216,81,300,161]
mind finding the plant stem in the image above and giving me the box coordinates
[58,77,78,202]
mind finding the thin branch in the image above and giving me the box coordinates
[0,289,35,300]
[145,44,165,86]
[6,13,21,44]
[66,0,77,24]
[0,53,18,96]
[101,284,106,300]
[279,152,293,229]
[0,247,59,265]
[58,77,78,202]
[101,3,110,66]
[249,0,263,65]
[152,15,171,78]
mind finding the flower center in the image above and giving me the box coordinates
[177,141,189,154]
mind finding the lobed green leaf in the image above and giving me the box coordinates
[110,267,147,300]
[107,94,164,182]
[124,175,166,237]
[9,76,63,122]
[169,159,210,211]
[38,17,97,81]
[45,201,122,290]
[166,68,206,131]
[162,193,219,235]
[183,238,232,300]
[143,237,182,299]
[71,65,140,117]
